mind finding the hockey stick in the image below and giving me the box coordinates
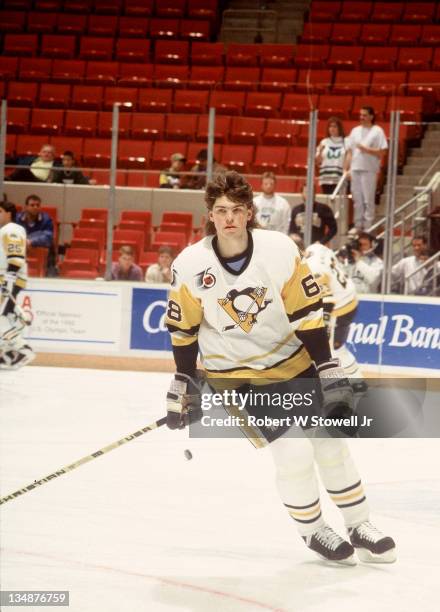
[0,416,167,506]
[330,171,348,202]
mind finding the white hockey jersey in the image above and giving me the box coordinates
[0,222,27,288]
[166,229,325,380]
[305,243,357,317]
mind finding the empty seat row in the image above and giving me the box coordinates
[301,23,440,47]
[309,1,440,24]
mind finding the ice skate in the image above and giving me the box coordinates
[303,524,356,566]
[348,521,396,563]
[0,345,35,370]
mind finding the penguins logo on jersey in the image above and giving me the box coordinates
[195,267,216,289]
[218,287,272,333]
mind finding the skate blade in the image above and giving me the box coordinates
[316,553,357,566]
[6,352,36,371]
[356,547,396,564]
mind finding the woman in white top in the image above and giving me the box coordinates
[316,117,347,195]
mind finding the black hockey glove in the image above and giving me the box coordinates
[317,359,355,423]
[166,372,204,430]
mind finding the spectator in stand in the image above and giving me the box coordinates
[111,245,143,281]
[51,151,96,185]
[289,186,337,245]
[253,172,291,234]
[344,106,388,231]
[316,117,347,195]
[145,246,174,283]
[338,232,384,294]
[391,235,430,294]
[159,153,187,189]
[185,149,227,190]
[16,194,54,249]
[7,144,61,184]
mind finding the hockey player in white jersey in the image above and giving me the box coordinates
[0,200,35,370]
[165,172,396,565]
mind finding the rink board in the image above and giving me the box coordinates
[20,279,440,373]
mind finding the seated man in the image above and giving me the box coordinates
[16,194,54,249]
[159,153,186,189]
[111,245,143,281]
[145,246,174,283]
[51,151,95,185]
[185,149,227,190]
[7,144,60,183]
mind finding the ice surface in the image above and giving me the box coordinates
[0,367,439,612]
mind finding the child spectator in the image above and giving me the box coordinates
[111,245,143,281]
[145,246,174,283]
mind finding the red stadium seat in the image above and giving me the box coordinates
[196,115,231,143]
[155,40,189,65]
[230,117,266,145]
[280,93,318,119]
[223,67,260,91]
[220,144,254,172]
[245,92,282,117]
[87,15,118,37]
[351,96,387,120]
[103,86,138,110]
[4,34,38,56]
[63,0,92,12]
[30,108,63,134]
[6,108,30,133]
[83,138,112,167]
[16,134,44,156]
[85,61,119,86]
[386,96,424,121]
[191,42,224,66]
[260,68,296,92]
[180,20,210,41]
[359,24,391,46]
[330,23,361,45]
[309,2,342,21]
[41,35,76,58]
[90,169,127,186]
[295,69,333,94]
[94,0,121,14]
[166,114,198,140]
[186,141,222,166]
[161,211,193,234]
[420,25,440,47]
[116,38,151,63]
[262,118,300,146]
[403,2,435,23]
[300,23,332,44]
[156,0,185,18]
[285,147,308,174]
[294,44,330,69]
[397,48,433,71]
[52,59,86,83]
[154,64,189,88]
[432,48,440,70]
[27,246,48,278]
[39,83,71,108]
[318,95,353,119]
[118,63,153,87]
[118,140,152,169]
[119,17,149,38]
[209,90,245,115]
[150,18,179,39]
[57,13,87,35]
[120,210,152,245]
[113,229,145,259]
[151,141,188,168]
[362,47,398,71]
[226,44,259,66]
[62,248,100,268]
[27,11,57,33]
[140,252,159,271]
[80,208,108,222]
[77,219,106,231]
[97,111,131,137]
[50,136,84,160]
[332,71,371,95]
[188,66,224,89]
[5,133,17,159]
[174,90,209,113]
[151,231,187,253]
[65,110,97,136]
[34,0,62,10]
[407,71,440,113]
[370,71,407,95]
[138,88,173,112]
[259,44,295,67]
[390,25,422,46]
[0,57,19,80]
[187,0,217,20]
[72,85,104,110]
[327,46,363,70]
[4,0,32,6]
[124,0,153,16]
[339,1,372,22]
[371,2,403,22]
[71,227,106,251]
[131,113,165,139]
[19,58,52,81]
[7,82,38,107]
[0,11,26,33]
[253,145,287,173]
[79,37,113,61]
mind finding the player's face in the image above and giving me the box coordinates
[0,207,11,227]
[209,195,252,239]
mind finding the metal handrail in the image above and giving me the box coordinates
[404,251,440,295]
[418,153,440,185]
[367,184,432,234]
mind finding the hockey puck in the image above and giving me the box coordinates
[184,449,193,461]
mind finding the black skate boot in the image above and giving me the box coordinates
[348,521,396,563]
[303,524,356,566]
[0,345,35,370]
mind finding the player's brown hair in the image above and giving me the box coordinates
[204,171,258,235]
[0,200,17,221]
